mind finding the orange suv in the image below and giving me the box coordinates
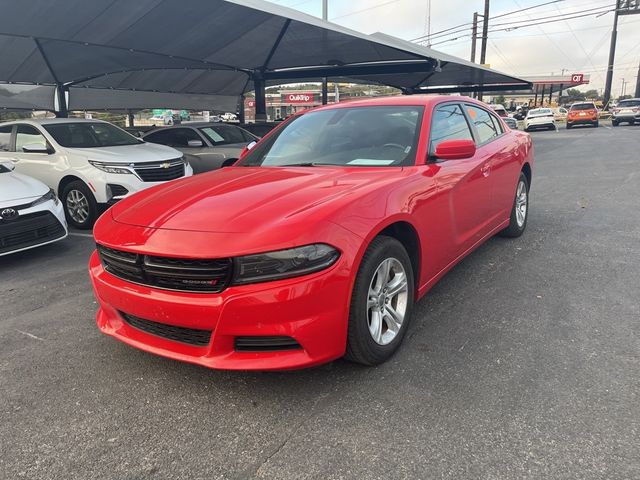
[567,102,599,129]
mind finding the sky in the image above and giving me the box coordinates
[265,0,640,96]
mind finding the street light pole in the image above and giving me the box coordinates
[635,60,640,98]
[478,0,490,101]
[603,0,621,107]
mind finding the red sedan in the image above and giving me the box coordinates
[89,96,533,370]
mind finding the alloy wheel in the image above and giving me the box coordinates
[515,180,528,228]
[367,258,409,345]
[66,189,90,224]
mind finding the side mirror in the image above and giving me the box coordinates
[239,140,257,159]
[1,161,15,171]
[434,139,476,160]
[187,139,204,148]
[22,143,51,154]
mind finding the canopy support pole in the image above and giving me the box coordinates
[34,37,68,117]
[238,94,245,124]
[253,73,267,122]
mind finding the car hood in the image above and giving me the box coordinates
[110,166,404,233]
[0,171,48,203]
[64,142,182,163]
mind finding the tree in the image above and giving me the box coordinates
[565,88,585,102]
[584,89,600,100]
[493,94,506,105]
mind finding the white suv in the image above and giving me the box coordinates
[0,119,192,229]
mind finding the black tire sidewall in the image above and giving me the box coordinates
[62,181,98,229]
[346,236,415,366]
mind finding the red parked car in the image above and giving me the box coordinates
[89,96,533,370]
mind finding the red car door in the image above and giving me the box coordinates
[427,103,500,262]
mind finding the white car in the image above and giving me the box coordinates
[0,119,192,229]
[524,108,556,132]
[0,161,67,256]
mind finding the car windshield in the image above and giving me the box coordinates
[528,109,551,116]
[618,99,640,107]
[570,103,595,111]
[198,125,253,145]
[43,122,141,148]
[239,106,424,168]
[0,163,11,173]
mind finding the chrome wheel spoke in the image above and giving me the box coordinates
[366,257,409,346]
[386,275,407,298]
[369,310,384,344]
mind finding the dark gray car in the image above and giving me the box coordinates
[143,123,258,173]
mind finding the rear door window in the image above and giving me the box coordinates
[465,105,499,144]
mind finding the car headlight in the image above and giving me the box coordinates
[30,188,59,207]
[232,244,340,285]
[89,160,133,175]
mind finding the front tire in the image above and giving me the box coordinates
[499,172,529,238]
[612,120,619,127]
[566,123,572,129]
[345,236,415,366]
[61,180,98,229]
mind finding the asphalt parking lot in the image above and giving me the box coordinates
[1,124,639,479]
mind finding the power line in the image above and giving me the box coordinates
[410,0,570,42]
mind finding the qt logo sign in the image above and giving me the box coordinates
[571,74,584,83]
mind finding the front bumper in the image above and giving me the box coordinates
[0,199,67,256]
[89,249,353,370]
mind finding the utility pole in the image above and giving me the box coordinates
[621,78,626,98]
[635,60,640,98]
[478,0,490,101]
[603,0,621,107]
[470,12,479,63]
[321,0,329,105]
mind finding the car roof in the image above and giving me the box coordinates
[308,94,491,113]
[0,118,110,126]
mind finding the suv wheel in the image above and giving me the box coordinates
[62,180,98,229]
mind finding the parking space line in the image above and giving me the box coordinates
[68,232,94,238]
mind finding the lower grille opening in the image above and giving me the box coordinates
[120,311,212,347]
[235,336,302,352]
[107,184,129,198]
[0,211,66,254]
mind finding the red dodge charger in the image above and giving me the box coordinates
[89,96,533,370]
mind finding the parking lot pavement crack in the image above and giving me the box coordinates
[245,392,331,479]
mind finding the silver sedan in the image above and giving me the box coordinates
[143,123,258,174]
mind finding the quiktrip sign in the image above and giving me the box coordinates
[282,92,316,104]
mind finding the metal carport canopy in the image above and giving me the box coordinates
[0,0,531,117]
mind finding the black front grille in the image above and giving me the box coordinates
[134,160,185,182]
[97,244,232,293]
[120,311,212,346]
[0,211,66,254]
[235,336,302,352]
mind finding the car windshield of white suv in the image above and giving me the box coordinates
[239,106,423,167]
[43,122,141,148]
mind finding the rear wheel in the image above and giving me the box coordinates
[499,172,529,238]
[612,120,619,127]
[61,180,98,229]
[594,121,599,128]
[345,236,414,366]
[566,123,572,129]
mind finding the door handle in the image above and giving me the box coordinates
[481,163,491,177]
